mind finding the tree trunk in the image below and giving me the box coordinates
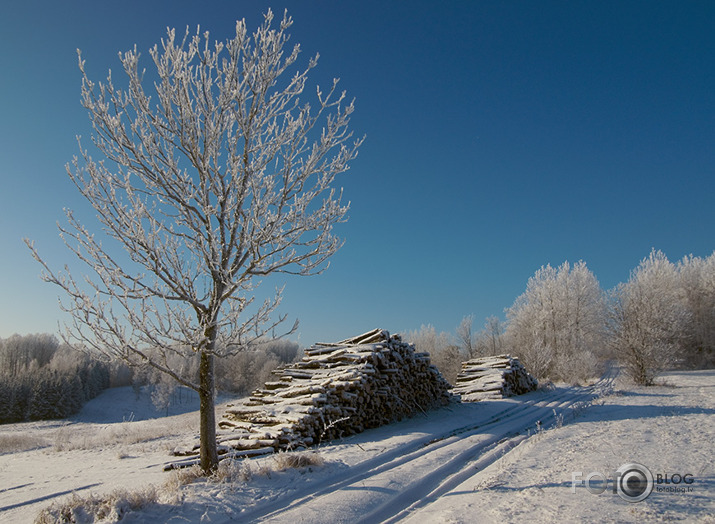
[199,349,219,472]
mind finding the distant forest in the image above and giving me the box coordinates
[0,333,301,425]
[408,249,715,386]
[3,249,713,425]
[0,334,110,423]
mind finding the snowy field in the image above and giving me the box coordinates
[1,369,713,523]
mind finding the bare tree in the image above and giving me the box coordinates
[677,252,715,368]
[609,250,690,385]
[505,261,606,382]
[458,315,505,358]
[0,333,59,377]
[473,316,506,357]
[406,325,463,384]
[456,315,475,357]
[26,10,362,472]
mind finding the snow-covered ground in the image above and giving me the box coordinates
[1,370,713,523]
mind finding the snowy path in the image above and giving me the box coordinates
[0,375,613,523]
[230,368,617,523]
[403,369,715,523]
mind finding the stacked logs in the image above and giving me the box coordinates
[175,329,453,458]
[451,355,538,402]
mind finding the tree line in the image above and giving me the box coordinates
[0,334,301,424]
[133,338,301,413]
[0,334,110,423]
[408,249,715,386]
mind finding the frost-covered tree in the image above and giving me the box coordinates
[505,261,606,382]
[0,333,59,377]
[473,316,506,357]
[610,250,690,385]
[677,252,715,368]
[215,338,299,394]
[26,11,361,472]
[0,337,110,424]
[406,325,463,384]
[457,315,506,358]
[456,315,476,357]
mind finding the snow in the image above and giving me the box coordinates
[1,370,713,523]
[72,386,202,424]
[403,369,715,523]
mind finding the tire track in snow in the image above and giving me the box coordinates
[375,366,618,523]
[234,388,573,522]
[236,367,617,523]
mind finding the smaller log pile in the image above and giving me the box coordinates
[175,329,453,458]
[451,355,538,402]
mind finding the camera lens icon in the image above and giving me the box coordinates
[616,463,654,502]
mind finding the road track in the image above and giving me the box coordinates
[234,366,618,523]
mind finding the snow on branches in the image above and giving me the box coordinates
[26,9,362,472]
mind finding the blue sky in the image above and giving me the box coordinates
[1,0,713,346]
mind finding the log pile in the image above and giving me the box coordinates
[176,329,453,457]
[451,355,538,402]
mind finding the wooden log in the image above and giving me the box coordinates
[205,329,454,459]
[453,355,537,402]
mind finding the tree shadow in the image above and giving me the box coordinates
[448,474,715,506]
[571,402,715,425]
[0,483,102,513]
[446,479,574,496]
[614,390,676,398]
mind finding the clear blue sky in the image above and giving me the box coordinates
[1,0,713,346]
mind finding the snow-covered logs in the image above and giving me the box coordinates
[451,355,538,402]
[176,329,453,458]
